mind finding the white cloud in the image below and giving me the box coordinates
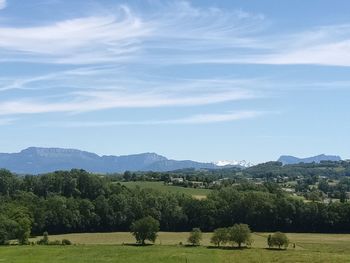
[0,0,6,10]
[0,63,260,116]
[236,24,350,67]
[0,6,151,64]
[0,2,266,65]
[166,111,263,124]
[174,24,350,67]
[0,87,255,115]
[1,2,350,67]
[0,2,266,117]
[41,111,264,127]
[8,1,345,127]
[256,40,350,67]
[143,3,350,67]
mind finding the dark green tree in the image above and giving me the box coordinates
[210,227,229,247]
[228,224,252,248]
[130,216,159,245]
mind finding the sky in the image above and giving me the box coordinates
[0,0,350,163]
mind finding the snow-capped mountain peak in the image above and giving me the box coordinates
[213,160,254,168]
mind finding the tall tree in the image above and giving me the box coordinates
[130,216,159,245]
[228,224,252,248]
[211,228,229,247]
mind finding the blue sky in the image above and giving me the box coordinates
[0,0,349,163]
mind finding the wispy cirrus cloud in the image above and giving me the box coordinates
[0,63,260,116]
[0,2,267,120]
[42,111,264,127]
[0,6,151,64]
[254,25,350,67]
[6,1,349,125]
[0,86,255,115]
[1,1,350,67]
[201,24,350,67]
[0,1,266,65]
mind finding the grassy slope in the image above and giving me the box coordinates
[120,181,212,199]
[2,232,347,263]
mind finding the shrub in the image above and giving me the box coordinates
[188,228,202,246]
[268,232,289,249]
[48,240,62,245]
[37,231,50,245]
[61,239,72,245]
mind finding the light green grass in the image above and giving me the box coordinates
[31,232,350,249]
[30,232,266,247]
[4,232,350,263]
[0,245,218,263]
[1,243,350,263]
[120,181,212,199]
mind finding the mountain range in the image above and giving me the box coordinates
[277,154,342,165]
[0,147,246,174]
[0,147,343,174]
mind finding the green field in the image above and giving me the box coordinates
[120,181,212,199]
[1,232,349,263]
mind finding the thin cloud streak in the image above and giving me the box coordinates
[42,111,264,127]
[169,23,350,67]
[0,89,255,115]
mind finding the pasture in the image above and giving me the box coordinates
[1,232,349,263]
[120,181,212,199]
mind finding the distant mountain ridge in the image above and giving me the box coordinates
[0,147,235,174]
[278,154,342,165]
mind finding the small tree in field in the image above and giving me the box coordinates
[188,228,202,246]
[268,232,289,249]
[43,231,49,244]
[228,224,252,248]
[211,228,229,247]
[130,216,159,245]
[267,234,273,248]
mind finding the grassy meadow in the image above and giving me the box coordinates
[1,232,350,263]
[120,181,212,199]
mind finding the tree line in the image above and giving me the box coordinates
[1,169,350,244]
